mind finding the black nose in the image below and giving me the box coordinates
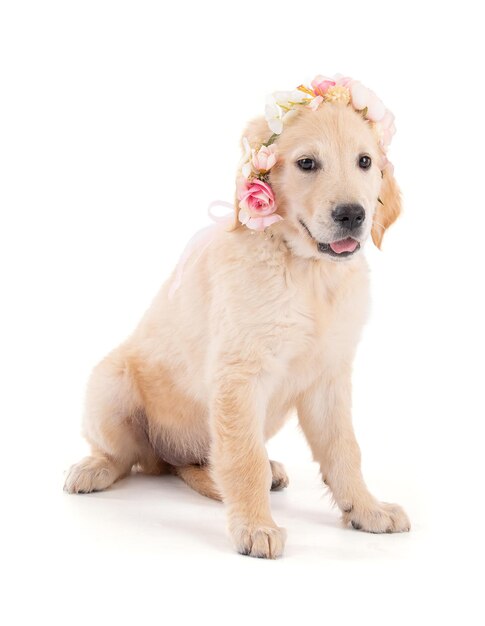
[332,204,365,231]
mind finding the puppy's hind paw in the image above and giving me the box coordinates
[270,460,289,491]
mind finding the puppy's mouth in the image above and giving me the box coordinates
[299,219,360,258]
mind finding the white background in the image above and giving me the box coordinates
[1,1,484,624]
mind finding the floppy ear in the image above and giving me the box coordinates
[371,165,402,249]
[241,116,273,149]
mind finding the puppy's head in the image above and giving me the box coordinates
[238,102,401,260]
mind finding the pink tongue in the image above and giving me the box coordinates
[329,238,358,254]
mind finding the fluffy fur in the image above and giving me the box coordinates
[65,102,410,558]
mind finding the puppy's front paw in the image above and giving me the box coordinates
[343,501,410,534]
[230,520,286,559]
[64,456,120,494]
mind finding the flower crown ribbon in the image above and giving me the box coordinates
[237,73,395,231]
[168,201,234,299]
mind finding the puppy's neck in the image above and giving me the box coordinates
[234,227,367,293]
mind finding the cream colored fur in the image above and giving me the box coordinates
[65,102,410,558]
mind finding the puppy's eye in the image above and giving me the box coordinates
[297,158,317,171]
[358,155,372,170]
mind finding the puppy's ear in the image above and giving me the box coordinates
[241,116,272,149]
[232,117,273,229]
[371,165,402,249]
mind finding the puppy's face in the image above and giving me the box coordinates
[242,103,401,260]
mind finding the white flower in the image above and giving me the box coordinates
[263,74,395,155]
[239,136,254,179]
[273,90,309,108]
[264,97,284,135]
[241,162,252,179]
[241,136,251,160]
[264,89,310,135]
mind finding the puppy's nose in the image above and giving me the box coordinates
[332,204,365,231]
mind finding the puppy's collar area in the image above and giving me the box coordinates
[298,218,361,258]
[237,73,395,234]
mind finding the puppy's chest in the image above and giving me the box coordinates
[276,268,367,377]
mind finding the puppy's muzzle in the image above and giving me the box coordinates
[332,204,365,232]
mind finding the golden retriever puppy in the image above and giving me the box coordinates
[65,77,410,558]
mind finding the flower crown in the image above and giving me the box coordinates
[237,74,395,231]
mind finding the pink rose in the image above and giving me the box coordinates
[311,75,336,97]
[237,178,276,217]
[251,145,277,173]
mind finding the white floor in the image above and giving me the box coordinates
[4,419,481,626]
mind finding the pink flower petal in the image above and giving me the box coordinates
[251,144,278,172]
[237,178,276,217]
[350,81,369,110]
[311,76,336,97]
[380,109,395,130]
[266,153,277,170]
[236,176,249,199]
[246,214,283,231]
[308,95,324,111]
[238,208,250,225]
[334,74,352,87]
[366,94,386,122]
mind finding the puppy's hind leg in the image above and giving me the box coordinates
[269,460,289,491]
[64,349,155,494]
[174,460,289,501]
[174,465,222,501]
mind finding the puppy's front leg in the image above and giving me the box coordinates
[297,371,410,533]
[210,374,286,558]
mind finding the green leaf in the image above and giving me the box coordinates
[263,133,278,147]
